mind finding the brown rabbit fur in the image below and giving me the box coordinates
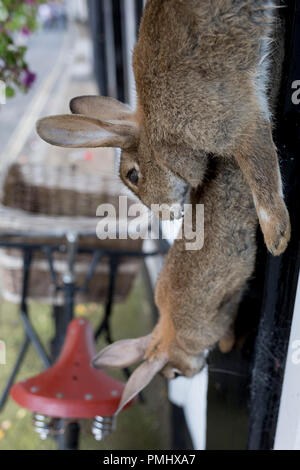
[36,106,258,412]
[132,0,290,256]
[37,0,290,256]
[35,1,287,410]
[92,157,257,414]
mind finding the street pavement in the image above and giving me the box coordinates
[0,23,116,177]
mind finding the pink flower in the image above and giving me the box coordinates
[21,27,31,36]
[21,69,36,88]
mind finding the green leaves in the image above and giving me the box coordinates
[5,85,14,97]
[0,3,9,22]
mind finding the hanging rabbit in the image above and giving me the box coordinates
[92,155,258,413]
[37,0,290,256]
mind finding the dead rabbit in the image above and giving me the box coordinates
[92,156,258,414]
[37,0,290,256]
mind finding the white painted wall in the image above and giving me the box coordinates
[169,370,208,450]
[274,275,300,450]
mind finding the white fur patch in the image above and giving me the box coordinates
[277,165,284,198]
[252,1,275,121]
[259,208,271,222]
[170,173,188,200]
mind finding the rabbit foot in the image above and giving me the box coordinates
[258,200,290,256]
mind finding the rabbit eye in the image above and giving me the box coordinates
[126,168,139,186]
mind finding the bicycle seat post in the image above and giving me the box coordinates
[58,231,79,355]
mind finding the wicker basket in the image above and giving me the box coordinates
[0,161,146,305]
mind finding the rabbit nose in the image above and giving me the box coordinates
[173,369,182,378]
[170,204,183,220]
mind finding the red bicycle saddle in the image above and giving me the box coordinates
[10,318,129,418]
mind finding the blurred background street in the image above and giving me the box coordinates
[0,28,65,153]
[0,0,171,451]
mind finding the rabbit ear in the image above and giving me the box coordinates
[92,335,152,369]
[36,114,138,149]
[70,95,136,123]
[115,355,168,415]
